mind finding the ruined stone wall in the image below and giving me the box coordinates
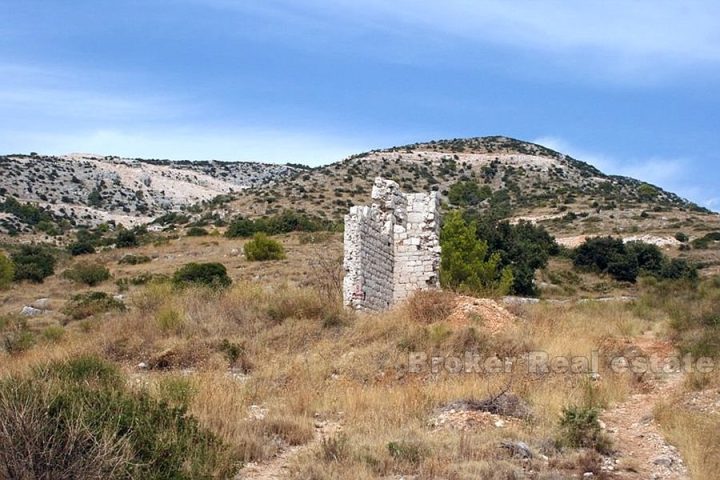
[392,192,441,303]
[342,206,394,311]
[343,178,441,311]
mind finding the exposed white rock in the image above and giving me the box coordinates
[20,306,43,316]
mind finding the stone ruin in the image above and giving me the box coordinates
[343,177,441,311]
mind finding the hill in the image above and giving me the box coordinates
[0,153,297,233]
[1,137,718,257]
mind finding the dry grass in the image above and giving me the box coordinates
[1,234,704,478]
[655,400,720,480]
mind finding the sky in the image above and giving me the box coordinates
[0,1,718,209]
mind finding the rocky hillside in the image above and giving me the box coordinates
[0,153,297,232]
[2,137,718,245]
[231,136,718,241]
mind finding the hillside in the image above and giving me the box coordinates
[2,137,719,254]
[1,138,720,479]
[0,153,297,232]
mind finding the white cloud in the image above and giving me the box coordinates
[196,0,720,79]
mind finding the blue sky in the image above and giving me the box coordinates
[1,1,718,209]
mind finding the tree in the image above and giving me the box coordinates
[440,211,513,296]
[469,216,559,296]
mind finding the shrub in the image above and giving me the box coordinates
[387,440,428,465]
[155,306,184,332]
[225,210,335,238]
[626,241,665,275]
[447,180,492,206]
[691,232,720,249]
[244,234,286,261]
[675,232,689,243]
[1,316,35,355]
[11,245,56,283]
[0,356,237,479]
[67,241,96,256]
[62,291,125,321]
[0,252,14,290]
[606,252,639,282]
[440,211,513,296]
[118,254,151,265]
[559,406,610,453]
[41,326,65,343]
[186,226,209,237]
[574,237,626,273]
[172,262,232,288]
[661,258,698,280]
[574,237,697,283]
[115,229,139,248]
[62,262,111,286]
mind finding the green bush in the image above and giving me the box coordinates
[244,233,286,261]
[661,258,698,280]
[118,254,151,265]
[186,226,209,237]
[62,262,111,286]
[172,262,232,288]
[62,291,125,321]
[691,231,720,250]
[225,210,335,238]
[41,325,65,343]
[626,241,665,275]
[675,232,689,243]
[439,211,513,296]
[67,241,96,256]
[447,180,492,206]
[0,252,14,290]
[115,229,139,248]
[559,406,610,452]
[574,237,697,283]
[11,245,56,283]
[0,356,237,479]
[574,237,626,273]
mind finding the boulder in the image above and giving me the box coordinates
[20,306,43,316]
[30,298,50,310]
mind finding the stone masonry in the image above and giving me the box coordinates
[343,177,441,311]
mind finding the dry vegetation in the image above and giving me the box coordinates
[3,233,718,479]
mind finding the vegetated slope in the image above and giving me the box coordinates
[0,153,298,231]
[2,137,718,242]
[230,136,717,238]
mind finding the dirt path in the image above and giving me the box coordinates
[236,420,341,480]
[600,335,689,480]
